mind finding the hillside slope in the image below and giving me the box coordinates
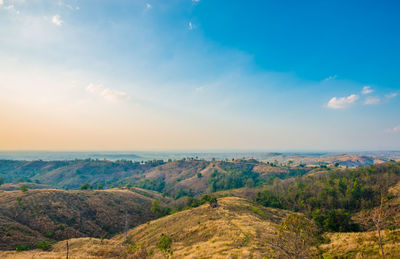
[0,197,290,258]
[0,188,170,250]
[1,196,400,258]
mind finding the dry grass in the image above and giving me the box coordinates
[321,229,400,258]
[0,197,289,258]
[0,188,168,250]
[2,196,400,258]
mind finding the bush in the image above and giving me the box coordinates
[44,232,53,238]
[80,182,91,190]
[16,244,30,251]
[157,233,173,255]
[19,184,28,192]
[37,241,52,251]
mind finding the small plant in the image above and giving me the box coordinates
[37,241,52,251]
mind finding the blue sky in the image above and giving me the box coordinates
[0,0,399,151]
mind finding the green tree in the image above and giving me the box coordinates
[80,182,91,190]
[0,177,4,185]
[151,200,162,214]
[20,184,28,192]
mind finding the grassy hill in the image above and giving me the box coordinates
[0,188,170,250]
[1,196,399,258]
[0,197,291,258]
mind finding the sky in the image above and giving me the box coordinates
[0,0,399,151]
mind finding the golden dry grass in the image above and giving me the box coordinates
[0,197,289,258]
[321,229,400,258]
[2,196,400,258]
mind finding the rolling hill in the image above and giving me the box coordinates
[0,188,170,250]
[1,196,399,258]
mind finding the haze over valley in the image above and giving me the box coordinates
[1,0,400,258]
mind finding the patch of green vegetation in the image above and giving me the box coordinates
[44,231,53,238]
[247,206,265,217]
[255,162,400,233]
[157,233,173,256]
[36,241,52,251]
[19,184,28,192]
[15,244,30,251]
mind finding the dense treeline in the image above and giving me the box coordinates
[255,162,400,232]
[207,169,261,192]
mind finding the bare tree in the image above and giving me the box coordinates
[269,214,321,259]
[124,210,129,243]
[372,196,388,259]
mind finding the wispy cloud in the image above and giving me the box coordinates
[86,83,129,103]
[146,3,152,9]
[324,75,337,81]
[0,0,3,6]
[385,92,398,99]
[385,125,400,134]
[192,0,201,2]
[51,15,63,26]
[364,96,380,105]
[188,21,194,30]
[362,86,373,95]
[327,94,359,109]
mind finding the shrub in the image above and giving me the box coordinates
[157,233,173,255]
[19,184,28,192]
[80,182,91,190]
[16,244,30,251]
[37,241,52,251]
[44,232,53,238]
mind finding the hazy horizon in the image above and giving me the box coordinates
[1,0,399,150]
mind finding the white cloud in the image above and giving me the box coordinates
[364,96,380,105]
[86,83,129,103]
[51,15,63,26]
[327,94,359,109]
[146,3,152,9]
[188,21,194,30]
[192,0,200,2]
[2,4,19,14]
[362,86,373,95]
[385,92,398,99]
[324,75,337,81]
[385,125,400,134]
